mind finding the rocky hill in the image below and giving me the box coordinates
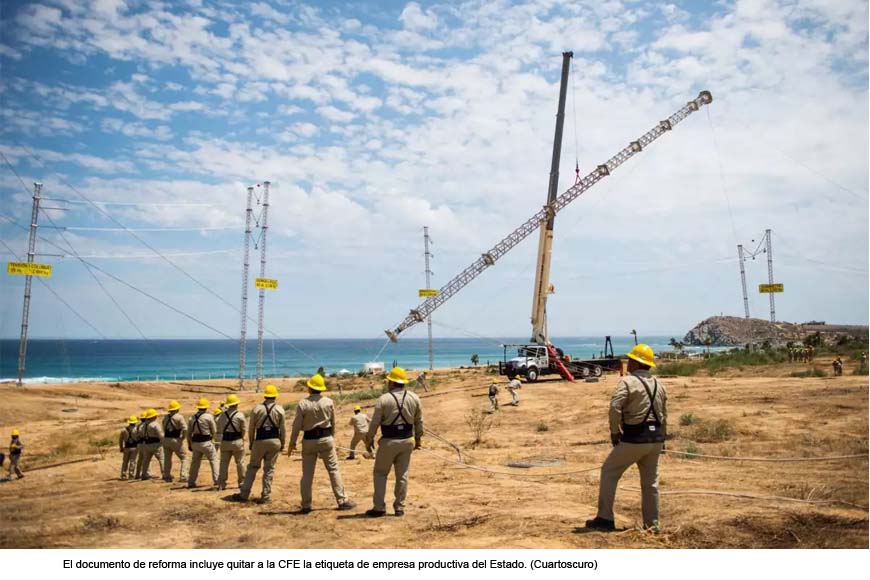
[683,316,868,347]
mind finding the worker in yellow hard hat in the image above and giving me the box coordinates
[216,394,247,491]
[488,378,500,413]
[586,343,667,532]
[186,397,219,489]
[139,408,165,480]
[162,400,188,483]
[234,385,285,503]
[7,428,24,480]
[133,410,148,479]
[365,367,423,517]
[119,415,139,480]
[288,374,356,513]
[347,404,373,460]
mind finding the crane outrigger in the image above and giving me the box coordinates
[385,51,712,381]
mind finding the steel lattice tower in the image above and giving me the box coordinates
[255,181,271,391]
[765,229,775,323]
[737,244,750,319]
[238,186,254,389]
[16,182,42,386]
[424,226,434,371]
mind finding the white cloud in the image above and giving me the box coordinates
[399,2,438,30]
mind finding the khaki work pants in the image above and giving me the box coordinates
[188,440,218,487]
[218,439,247,490]
[508,389,519,405]
[301,436,348,509]
[372,437,414,512]
[348,432,371,457]
[596,441,663,527]
[121,448,137,478]
[140,443,165,479]
[239,439,281,500]
[7,454,23,479]
[134,443,145,478]
[162,437,189,481]
[489,395,499,412]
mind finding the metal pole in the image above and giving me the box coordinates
[255,181,270,391]
[424,226,434,371]
[766,229,775,323]
[737,244,750,319]
[16,182,42,386]
[238,186,254,390]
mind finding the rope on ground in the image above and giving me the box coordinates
[424,428,463,462]
[666,450,867,462]
[621,486,868,511]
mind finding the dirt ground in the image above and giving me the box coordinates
[0,359,867,549]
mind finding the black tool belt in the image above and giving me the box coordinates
[124,441,137,449]
[165,429,181,439]
[222,432,243,441]
[620,421,665,444]
[255,426,278,440]
[303,426,332,440]
[144,437,161,444]
[10,449,22,456]
[191,434,212,443]
[381,423,414,439]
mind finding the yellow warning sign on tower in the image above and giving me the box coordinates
[255,277,278,290]
[7,262,52,277]
[758,283,784,293]
[418,289,438,297]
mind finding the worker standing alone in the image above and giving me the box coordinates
[7,429,24,480]
[586,344,667,532]
[119,416,139,480]
[506,378,522,406]
[488,379,500,412]
[186,398,219,489]
[234,385,285,503]
[162,400,188,482]
[365,367,423,517]
[347,405,372,460]
[216,394,247,490]
[289,374,356,513]
[139,408,165,480]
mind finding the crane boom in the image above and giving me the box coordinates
[385,89,713,342]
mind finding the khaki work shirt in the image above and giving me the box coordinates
[134,423,145,443]
[366,388,423,446]
[163,412,187,438]
[290,394,335,445]
[349,412,370,435]
[216,409,247,442]
[143,419,164,441]
[187,411,218,442]
[608,370,667,436]
[248,401,286,447]
[119,426,135,451]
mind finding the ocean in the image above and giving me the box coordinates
[0,336,697,383]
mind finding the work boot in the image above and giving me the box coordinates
[394,510,405,517]
[365,509,386,518]
[256,496,272,505]
[228,493,249,502]
[337,500,356,511]
[585,517,615,531]
[346,453,355,460]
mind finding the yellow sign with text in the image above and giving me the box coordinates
[758,283,784,293]
[418,289,438,297]
[7,262,52,277]
[255,278,278,290]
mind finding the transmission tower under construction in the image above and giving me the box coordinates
[16,182,42,386]
[423,226,434,371]
[736,228,777,323]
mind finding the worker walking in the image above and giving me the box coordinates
[234,385,285,503]
[140,408,165,480]
[415,371,430,392]
[186,398,219,489]
[119,416,139,480]
[506,378,522,406]
[365,367,423,517]
[586,344,667,532]
[347,405,373,459]
[488,379,500,412]
[133,410,147,479]
[833,356,844,376]
[7,429,24,480]
[860,352,867,373]
[162,400,188,482]
[216,394,247,490]
[289,374,356,513]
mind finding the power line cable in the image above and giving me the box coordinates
[41,197,218,207]
[705,107,740,246]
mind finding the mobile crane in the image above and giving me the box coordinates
[385,51,712,381]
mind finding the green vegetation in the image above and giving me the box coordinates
[535,421,549,432]
[336,388,383,404]
[679,413,697,426]
[790,368,827,378]
[682,441,703,459]
[470,353,480,366]
[657,347,788,376]
[686,418,735,442]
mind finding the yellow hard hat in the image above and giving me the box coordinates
[167,400,181,412]
[127,415,138,425]
[144,408,158,419]
[491,378,499,383]
[385,367,408,384]
[196,397,209,410]
[353,405,361,412]
[627,343,657,368]
[225,394,240,407]
[306,374,327,391]
[213,407,222,416]
[263,384,279,399]
[11,428,20,437]
[139,410,148,420]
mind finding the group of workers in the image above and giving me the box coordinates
[487,377,521,412]
[787,346,815,362]
[116,366,423,517]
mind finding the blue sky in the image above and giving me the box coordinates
[0,0,867,340]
